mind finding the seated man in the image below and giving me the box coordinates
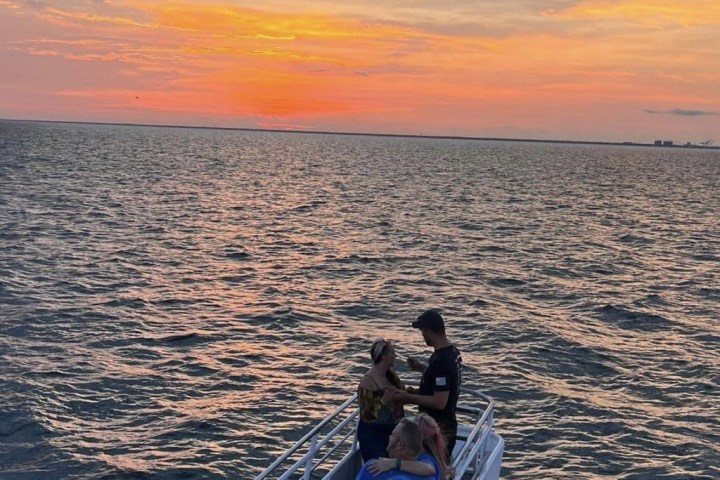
[355,418,440,480]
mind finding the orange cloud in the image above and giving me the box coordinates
[555,0,720,26]
[124,1,415,41]
[27,48,61,57]
[44,7,152,28]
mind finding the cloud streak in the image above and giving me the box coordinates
[645,109,720,116]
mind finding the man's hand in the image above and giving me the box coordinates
[386,387,407,403]
[367,457,395,475]
[389,386,448,410]
[406,356,426,373]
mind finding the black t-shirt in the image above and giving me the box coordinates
[419,344,463,433]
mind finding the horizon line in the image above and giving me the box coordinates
[2,117,718,150]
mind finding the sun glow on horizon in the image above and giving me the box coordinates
[1,0,719,141]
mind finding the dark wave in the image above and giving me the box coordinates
[489,278,527,287]
[618,233,654,244]
[225,251,251,260]
[596,304,675,331]
[158,332,201,343]
[100,297,148,309]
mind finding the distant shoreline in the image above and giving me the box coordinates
[2,118,719,150]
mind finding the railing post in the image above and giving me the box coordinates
[485,408,494,457]
[303,433,318,480]
[351,418,359,454]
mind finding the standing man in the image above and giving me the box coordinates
[393,309,463,458]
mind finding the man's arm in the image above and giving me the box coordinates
[406,356,427,373]
[394,389,449,410]
[367,457,436,476]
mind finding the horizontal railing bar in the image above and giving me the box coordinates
[311,428,356,472]
[276,410,359,480]
[255,394,358,479]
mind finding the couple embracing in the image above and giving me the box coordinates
[356,310,464,480]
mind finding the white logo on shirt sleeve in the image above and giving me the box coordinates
[436,377,447,386]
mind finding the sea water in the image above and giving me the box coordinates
[0,120,718,479]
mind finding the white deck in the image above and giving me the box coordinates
[255,385,504,480]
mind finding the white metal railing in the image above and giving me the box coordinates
[254,393,360,480]
[452,388,496,479]
[255,384,500,480]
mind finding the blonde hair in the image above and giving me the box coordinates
[369,338,402,389]
[416,413,452,479]
[370,338,391,364]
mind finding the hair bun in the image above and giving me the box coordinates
[370,338,389,363]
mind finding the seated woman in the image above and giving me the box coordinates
[357,338,405,461]
[415,413,452,479]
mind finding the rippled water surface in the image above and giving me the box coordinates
[1,120,719,479]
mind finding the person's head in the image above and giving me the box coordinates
[370,338,396,368]
[416,413,449,471]
[416,413,443,448]
[387,418,423,460]
[411,309,446,347]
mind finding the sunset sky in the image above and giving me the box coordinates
[1,0,719,142]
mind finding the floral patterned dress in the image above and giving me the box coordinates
[357,377,404,461]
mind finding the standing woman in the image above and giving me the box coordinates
[357,338,405,461]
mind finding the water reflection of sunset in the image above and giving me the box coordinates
[2,120,718,478]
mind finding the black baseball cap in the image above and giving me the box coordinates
[412,309,445,331]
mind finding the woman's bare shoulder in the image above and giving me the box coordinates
[358,373,376,390]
